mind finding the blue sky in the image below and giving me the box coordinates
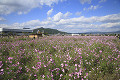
[0,0,120,33]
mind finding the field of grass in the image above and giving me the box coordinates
[0,36,120,80]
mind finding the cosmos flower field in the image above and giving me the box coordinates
[0,36,120,80]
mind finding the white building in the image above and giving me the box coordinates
[71,34,79,36]
[0,27,33,35]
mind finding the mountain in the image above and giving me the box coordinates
[85,30,120,34]
[33,27,67,34]
[115,30,120,33]
[71,30,120,34]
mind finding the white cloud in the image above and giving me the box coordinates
[100,22,120,28]
[0,17,6,21]
[80,0,91,4]
[23,20,41,26]
[99,0,107,3]
[47,8,53,16]
[75,12,82,16]
[0,13,120,33]
[0,24,10,28]
[53,12,63,21]
[47,17,52,21]
[84,5,102,11]
[99,14,120,23]
[52,12,72,21]
[0,0,66,15]
[64,12,72,17]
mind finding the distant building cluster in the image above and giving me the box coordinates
[0,27,120,40]
[0,27,33,36]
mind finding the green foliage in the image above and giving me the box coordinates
[33,27,67,34]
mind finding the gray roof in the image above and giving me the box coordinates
[0,28,33,33]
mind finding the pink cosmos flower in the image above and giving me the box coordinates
[50,59,52,61]
[34,74,37,76]
[75,64,77,67]
[19,66,22,70]
[75,67,77,70]
[62,69,65,72]
[8,57,13,60]
[17,62,20,65]
[65,64,68,66]
[42,75,45,78]
[60,74,63,77]
[80,61,81,64]
[79,53,82,55]
[37,62,41,65]
[86,73,88,76]
[51,74,53,77]
[1,69,4,71]
[69,74,72,77]
[47,75,49,78]
[61,63,64,67]
[84,76,86,78]
[44,65,46,67]
[99,50,102,53]
[9,61,12,63]
[64,61,66,63]
[78,65,81,67]
[32,66,36,69]
[39,51,42,54]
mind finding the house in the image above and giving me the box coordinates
[29,33,42,39]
